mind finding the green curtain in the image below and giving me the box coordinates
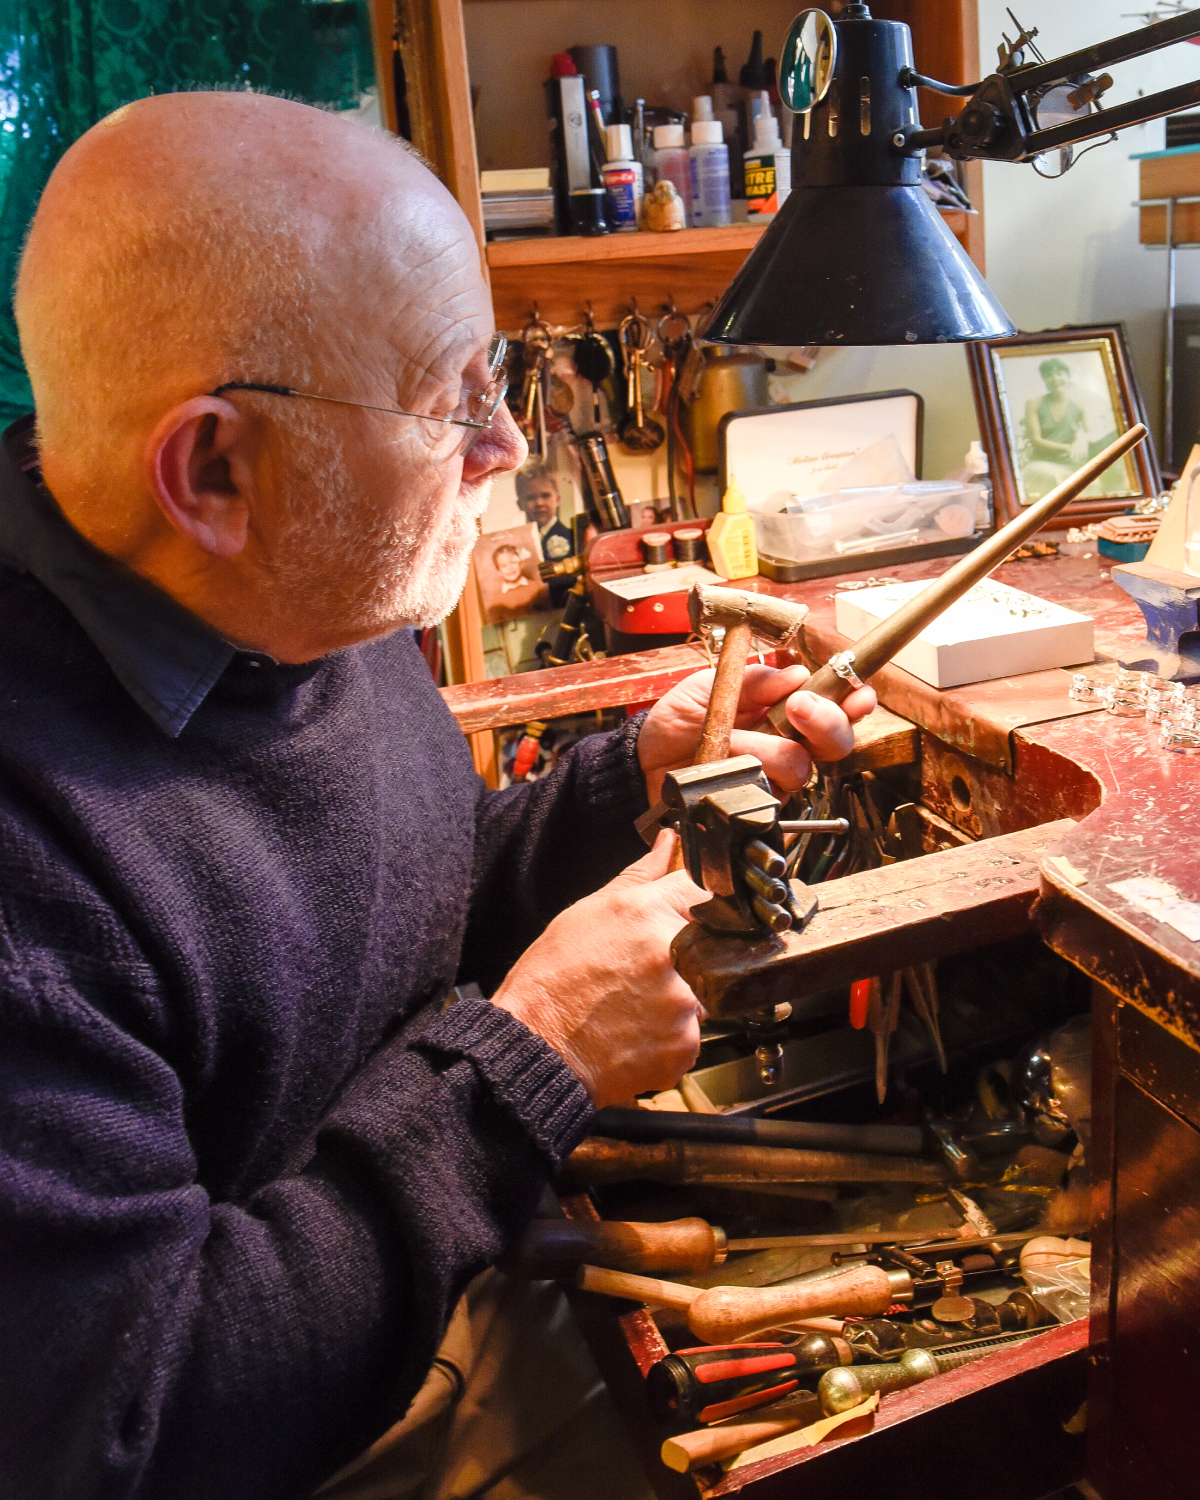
[0,0,375,423]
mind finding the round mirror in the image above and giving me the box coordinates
[780,9,838,116]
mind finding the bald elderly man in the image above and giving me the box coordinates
[0,93,874,1500]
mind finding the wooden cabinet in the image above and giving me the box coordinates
[373,0,990,730]
[384,0,987,333]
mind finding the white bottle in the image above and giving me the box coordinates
[946,438,992,529]
[651,124,692,208]
[744,94,790,217]
[601,123,644,232]
[689,97,731,228]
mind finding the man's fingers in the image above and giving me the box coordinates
[841,684,878,724]
[611,827,678,886]
[735,662,811,718]
[731,729,813,792]
[783,688,876,761]
[650,867,709,921]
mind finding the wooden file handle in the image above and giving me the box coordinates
[687,1263,898,1343]
[576,1264,701,1312]
[557,1136,949,1190]
[576,1262,901,1343]
[766,422,1149,727]
[515,1216,724,1277]
[660,1397,821,1472]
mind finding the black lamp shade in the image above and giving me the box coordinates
[706,182,1015,346]
[707,5,1016,348]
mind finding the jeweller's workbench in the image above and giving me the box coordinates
[442,549,1200,1500]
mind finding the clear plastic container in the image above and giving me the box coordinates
[754,480,986,563]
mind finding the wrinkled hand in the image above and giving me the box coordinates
[491,831,705,1107]
[637,662,877,805]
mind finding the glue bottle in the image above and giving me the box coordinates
[744,97,790,217]
[689,97,731,228]
[708,473,759,579]
[601,123,644,232]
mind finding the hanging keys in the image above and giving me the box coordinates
[618,309,666,452]
[519,316,554,456]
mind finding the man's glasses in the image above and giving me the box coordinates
[210,333,509,454]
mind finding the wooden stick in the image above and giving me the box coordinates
[767,422,1148,725]
[576,1264,700,1311]
[661,1395,823,1472]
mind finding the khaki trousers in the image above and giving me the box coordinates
[312,1272,656,1500]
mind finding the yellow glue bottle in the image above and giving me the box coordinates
[707,473,758,579]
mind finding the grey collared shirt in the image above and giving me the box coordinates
[0,416,268,736]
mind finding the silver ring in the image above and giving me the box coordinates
[828,650,864,691]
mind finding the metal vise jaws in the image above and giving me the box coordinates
[661,754,819,936]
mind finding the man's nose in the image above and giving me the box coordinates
[463,400,527,481]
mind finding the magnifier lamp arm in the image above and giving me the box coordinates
[899,7,1200,164]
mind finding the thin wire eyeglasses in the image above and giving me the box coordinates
[210,333,509,453]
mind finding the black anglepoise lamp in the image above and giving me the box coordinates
[708,4,1200,349]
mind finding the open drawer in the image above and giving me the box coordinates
[562,1189,1090,1500]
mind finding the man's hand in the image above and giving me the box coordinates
[491,831,705,1107]
[637,662,877,806]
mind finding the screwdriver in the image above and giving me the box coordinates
[647,1334,853,1427]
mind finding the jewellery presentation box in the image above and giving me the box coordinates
[833,578,1095,689]
[718,390,989,582]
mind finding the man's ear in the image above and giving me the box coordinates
[144,396,257,558]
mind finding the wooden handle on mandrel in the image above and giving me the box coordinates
[766,423,1149,732]
[514,1216,723,1277]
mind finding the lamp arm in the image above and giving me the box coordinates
[1025,79,1200,159]
[900,8,1200,165]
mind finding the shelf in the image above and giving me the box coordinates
[486,223,766,268]
[485,223,766,330]
[485,210,973,331]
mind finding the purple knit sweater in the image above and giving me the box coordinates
[0,426,649,1500]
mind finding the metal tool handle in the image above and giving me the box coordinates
[766,423,1148,733]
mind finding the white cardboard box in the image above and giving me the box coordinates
[832,578,1095,689]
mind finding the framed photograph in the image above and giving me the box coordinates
[968,326,1161,527]
[471,522,551,625]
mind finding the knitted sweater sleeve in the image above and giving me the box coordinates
[459,714,651,994]
[0,871,591,1500]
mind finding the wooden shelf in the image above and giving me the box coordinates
[486,223,766,268]
[486,209,974,331]
[485,223,767,331]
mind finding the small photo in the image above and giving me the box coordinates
[473,522,551,625]
[993,341,1138,505]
